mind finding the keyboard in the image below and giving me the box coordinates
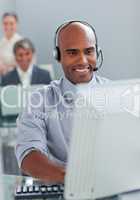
[15,183,64,199]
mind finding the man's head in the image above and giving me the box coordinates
[55,21,98,84]
[13,38,35,72]
[2,12,18,39]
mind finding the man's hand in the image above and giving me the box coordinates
[21,150,65,183]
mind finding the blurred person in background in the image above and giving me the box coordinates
[1,38,52,87]
[0,12,22,75]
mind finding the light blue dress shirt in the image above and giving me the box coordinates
[15,74,109,168]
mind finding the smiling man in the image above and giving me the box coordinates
[15,21,108,184]
[1,38,51,86]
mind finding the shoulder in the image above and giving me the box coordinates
[34,65,50,75]
[14,33,22,41]
[0,37,6,48]
[1,69,17,85]
[3,68,16,78]
[35,79,62,96]
[20,79,62,117]
[33,66,52,83]
[95,74,111,85]
[11,33,22,45]
[30,79,62,105]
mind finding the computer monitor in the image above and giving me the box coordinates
[64,79,140,200]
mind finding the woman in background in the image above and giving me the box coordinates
[0,12,22,75]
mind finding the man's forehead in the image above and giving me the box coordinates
[16,48,33,53]
[3,16,16,21]
[58,22,96,48]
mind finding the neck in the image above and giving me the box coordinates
[5,33,15,40]
[20,67,29,72]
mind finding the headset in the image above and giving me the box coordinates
[53,20,103,71]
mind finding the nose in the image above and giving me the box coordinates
[22,55,28,60]
[78,52,88,65]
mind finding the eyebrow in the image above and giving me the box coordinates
[86,47,96,50]
[65,46,96,52]
[65,49,78,52]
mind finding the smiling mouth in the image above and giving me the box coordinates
[75,68,89,73]
[74,66,90,73]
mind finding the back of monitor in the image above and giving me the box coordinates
[65,80,140,200]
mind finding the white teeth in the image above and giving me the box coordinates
[75,68,89,73]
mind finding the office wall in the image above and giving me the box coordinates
[16,0,140,80]
[0,0,16,37]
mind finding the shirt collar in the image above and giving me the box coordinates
[2,33,20,43]
[62,74,97,95]
[61,74,97,104]
[17,63,34,78]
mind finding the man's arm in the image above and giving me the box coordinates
[21,150,65,183]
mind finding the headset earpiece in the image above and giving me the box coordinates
[53,46,61,61]
[96,46,101,59]
[94,47,103,71]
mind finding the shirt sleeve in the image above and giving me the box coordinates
[15,88,49,168]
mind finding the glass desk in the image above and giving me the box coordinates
[0,174,22,200]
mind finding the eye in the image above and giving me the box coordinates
[85,47,96,55]
[4,22,8,26]
[66,50,78,56]
[26,52,30,56]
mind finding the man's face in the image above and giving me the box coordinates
[15,48,33,71]
[58,23,97,84]
[3,16,17,38]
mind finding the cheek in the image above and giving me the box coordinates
[89,56,97,65]
[12,24,17,30]
[61,64,71,76]
[24,55,33,63]
[61,59,76,70]
[4,25,13,32]
[60,52,74,65]
[16,58,21,63]
[15,55,23,62]
[3,25,9,31]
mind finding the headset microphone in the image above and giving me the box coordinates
[93,67,98,71]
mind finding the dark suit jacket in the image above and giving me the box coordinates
[1,65,52,86]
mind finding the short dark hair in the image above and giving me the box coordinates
[2,12,18,22]
[13,38,36,55]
